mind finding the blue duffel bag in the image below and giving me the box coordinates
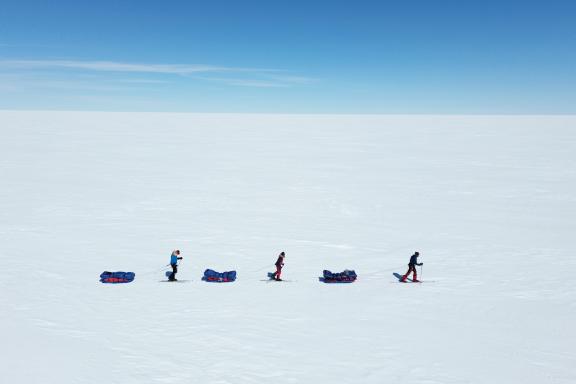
[100,271,135,283]
[203,269,237,282]
[322,269,357,283]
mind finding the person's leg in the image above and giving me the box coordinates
[410,265,417,280]
[170,264,177,280]
[401,265,411,281]
[275,265,282,280]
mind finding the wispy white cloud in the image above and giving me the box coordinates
[0,59,272,75]
[0,43,62,48]
[116,78,170,84]
[0,59,316,88]
[228,80,290,88]
[214,78,291,88]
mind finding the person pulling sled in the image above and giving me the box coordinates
[168,249,183,281]
[271,251,285,281]
[401,251,423,282]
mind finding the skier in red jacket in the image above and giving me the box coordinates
[272,252,285,281]
[401,252,423,282]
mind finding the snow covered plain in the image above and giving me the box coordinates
[1,111,575,384]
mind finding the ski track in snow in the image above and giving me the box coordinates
[1,112,576,383]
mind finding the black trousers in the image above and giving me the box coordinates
[169,264,178,280]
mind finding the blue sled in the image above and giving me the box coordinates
[319,277,355,283]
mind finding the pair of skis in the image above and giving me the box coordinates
[262,272,293,282]
[393,272,422,283]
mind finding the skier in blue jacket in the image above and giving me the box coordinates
[401,251,423,282]
[168,250,183,281]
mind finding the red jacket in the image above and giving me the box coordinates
[275,255,284,268]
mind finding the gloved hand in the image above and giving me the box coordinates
[178,257,183,260]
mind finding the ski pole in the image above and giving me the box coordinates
[420,264,423,281]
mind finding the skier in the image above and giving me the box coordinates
[168,250,183,281]
[401,251,423,282]
[272,251,285,281]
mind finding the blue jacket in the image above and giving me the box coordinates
[170,252,181,265]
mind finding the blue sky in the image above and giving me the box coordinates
[1,0,575,113]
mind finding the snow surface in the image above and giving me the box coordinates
[1,111,575,384]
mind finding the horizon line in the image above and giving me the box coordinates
[1,109,575,117]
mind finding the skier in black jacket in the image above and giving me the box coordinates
[401,252,423,282]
